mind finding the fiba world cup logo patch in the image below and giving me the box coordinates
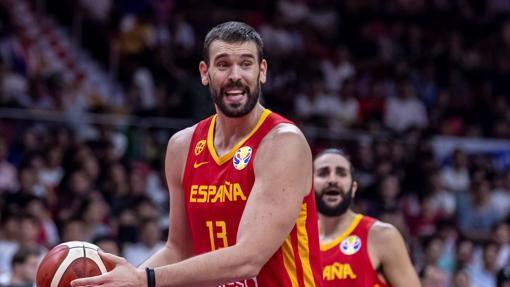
[233,146,252,170]
[340,235,361,255]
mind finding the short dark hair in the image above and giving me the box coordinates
[314,148,354,177]
[498,265,510,286]
[203,21,264,64]
[11,247,40,267]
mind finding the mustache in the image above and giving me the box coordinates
[322,182,342,192]
[316,182,354,217]
[221,80,249,93]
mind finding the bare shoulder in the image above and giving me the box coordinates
[167,125,196,152]
[165,125,197,180]
[369,221,408,257]
[368,221,421,286]
[256,123,311,164]
[370,221,405,245]
[260,123,309,150]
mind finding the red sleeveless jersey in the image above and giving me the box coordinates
[320,215,390,287]
[182,109,323,287]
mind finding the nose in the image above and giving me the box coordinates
[326,173,338,184]
[328,170,338,180]
[228,64,242,81]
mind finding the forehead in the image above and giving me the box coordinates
[208,40,258,61]
[314,153,350,170]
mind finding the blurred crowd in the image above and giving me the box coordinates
[0,0,510,287]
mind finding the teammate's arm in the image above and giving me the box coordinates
[71,124,312,287]
[370,223,421,287]
[139,128,195,268]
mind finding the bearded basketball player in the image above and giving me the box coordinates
[314,149,420,287]
[72,21,322,287]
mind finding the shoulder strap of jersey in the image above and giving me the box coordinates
[182,116,214,187]
[354,215,377,238]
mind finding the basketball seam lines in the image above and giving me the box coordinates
[82,243,86,283]
[48,242,107,287]
[50,248,83,287]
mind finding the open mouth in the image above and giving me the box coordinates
[325,189,341,196]
[223,88,247,104]
[323,188,342,203]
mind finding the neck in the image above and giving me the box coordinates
[213,104,264,153]
[319,209,357,239]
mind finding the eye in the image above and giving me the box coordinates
[336,168,346,176]
[316,169,329,177]
[241,60,253,68]
[216,61,229,69]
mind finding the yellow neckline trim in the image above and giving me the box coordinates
[320,214,363,251]
[207,109,272,165]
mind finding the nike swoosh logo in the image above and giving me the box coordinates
[193,161,209,168]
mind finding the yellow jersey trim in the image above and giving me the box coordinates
[207,109,272,165]
[296,203,315,287]
[320,214,363,251]
[282,236,299,287]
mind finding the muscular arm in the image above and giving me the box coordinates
[139,128,195,268]
[72,124,313,287]
[150,124,312,286]
[369,223,421,287]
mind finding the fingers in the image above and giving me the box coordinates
[99,251,126,265]
[71,274,107,287]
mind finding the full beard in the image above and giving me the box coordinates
[315,183,354,217]
[209,77,261,118]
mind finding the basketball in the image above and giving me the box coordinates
[36,241,115,287]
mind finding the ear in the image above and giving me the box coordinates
[352,181,358,198]
[259,59,267,84]
[199,61,209,86]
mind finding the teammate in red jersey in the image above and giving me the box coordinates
[314,149,420,287]
[72,21,322,287]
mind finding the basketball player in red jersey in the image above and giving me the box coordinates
[314,149,420,287]
[72,21,322,287]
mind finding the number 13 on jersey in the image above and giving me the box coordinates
[206,220,228,250]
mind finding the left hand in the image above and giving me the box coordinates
[71,252,146,287]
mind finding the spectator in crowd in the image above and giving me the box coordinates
[122,217,165,266]
[294,77,335,127]
[384,79,428,132]
[77,197,112,242]
[456,179,499,242]
[38,146,64,194]
[0,247,40,287]
[452,268,471,287]
[59,218,88,243]
[420,263,449,287]
[455,238,476,271]
[0,137,17,193]
[320,45,356,94]
[92,235,121,256]
[441,149,471,193]
[329,78,359,131]
[493,222,510,270]
[0,0,508,285]
[23,196,59,248]
[427,171,456,218]
[467,242,499,287]
[497,265,510,287]
[489,170,510,220]
[0,212,19,275]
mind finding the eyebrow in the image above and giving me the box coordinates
[213,53,256,61]
[316,166,330,172]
